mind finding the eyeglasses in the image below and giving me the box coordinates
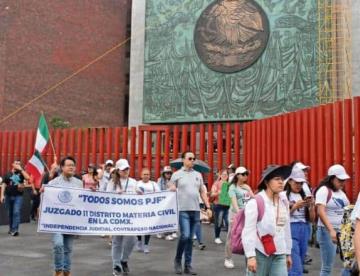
[187,157,196,161]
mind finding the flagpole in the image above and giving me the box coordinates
[41,111,57,162]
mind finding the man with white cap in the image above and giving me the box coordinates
[106,159,137,276]
[315,164,350,276]
[98,160,114,192]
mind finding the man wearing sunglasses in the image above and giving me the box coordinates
[168,151,211,275]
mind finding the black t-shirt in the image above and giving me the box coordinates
[3,171,25,196]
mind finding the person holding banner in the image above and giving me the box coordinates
[106,158,138,276]
[168,151,212,275]
[1,160,30,236]
[47,156,83,276]
[136,168,160,253]
[156,165,177,241]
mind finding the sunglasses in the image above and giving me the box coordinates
[238,172,249,176]
[164,172,172,174]
[187,157,196,161]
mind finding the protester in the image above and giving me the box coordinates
[106,159,138,276]
[136,168,160,253]
[47,156,83,276]
[98,160,114,192]
[292,161,313,267]
[227,164,236,183]
[82,163,98,190]
[168,151,212,275]
[284,167,315,276]
[0,160,30,236]
[242,165,292,275]
[156,166,176,240]
[194,184,208,251]
[30,173,42,221]
[352,192,360,274]
[211,169,230,244]
[224,166,253,269]
[315,164,350,276]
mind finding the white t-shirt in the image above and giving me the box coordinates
[136,180,160,193]
[106,177,137,194]
[351,193,360,222]
[315,186,349,228]
[288,192,306,223]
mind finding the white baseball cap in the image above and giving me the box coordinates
[162,166,172,173]
[286,167,307,183]
[294,162,310,171]
[328,164,350,180]
[235,166,249,175]
[105,160,114,166]
[115,159,130,171]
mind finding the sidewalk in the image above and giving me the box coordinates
[0,222,343,275]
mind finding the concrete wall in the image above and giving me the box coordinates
[352,0,360,97]
[0,1,131,130]
[129,0,146,127]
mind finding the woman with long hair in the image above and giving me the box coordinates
[211,169,231,244]
[224,166,253,269]
[242,165,292,275]
[315,164,350,276]
[284,167,315,275]
[82,163,99,191]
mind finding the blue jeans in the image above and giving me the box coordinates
[52,233,75,272]
[289,222,310,276]
[195,222,202,244]
[5,195,23,232]
[214,204,229,238]
[175,211,200,266]
[317,226,337,276]
[247,250,287,276]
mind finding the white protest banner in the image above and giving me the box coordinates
[38,186,178,235]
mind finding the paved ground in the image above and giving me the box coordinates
[0,222,343,276]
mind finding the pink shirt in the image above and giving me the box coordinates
[82,174,98,190]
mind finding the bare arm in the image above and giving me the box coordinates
[200,185,210,209]
[317,204,337,242]
[230,196,240,213]
[354,220,360,265]
[0,183,5,203]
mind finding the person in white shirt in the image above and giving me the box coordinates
[242,165,292,276]
[315,164,350,276]
[283,167,315,276]
[98,160,114,191]
[136,168,160,253]
[156,166,176,241]
[352,193,360,270]
[106,159,137,276]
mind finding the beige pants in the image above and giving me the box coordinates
[225,211,236,260]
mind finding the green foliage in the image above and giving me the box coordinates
[50,116,71,129]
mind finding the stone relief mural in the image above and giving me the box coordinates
[143,0,318,123]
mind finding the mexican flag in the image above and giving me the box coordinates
[26,114,50,182]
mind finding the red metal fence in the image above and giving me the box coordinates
[1,98,359,201]
[0,123,243,187]
[243,97,360,202]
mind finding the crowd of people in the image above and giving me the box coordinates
[1,152,360,276]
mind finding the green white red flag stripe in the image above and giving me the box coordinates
[26,115,50,182]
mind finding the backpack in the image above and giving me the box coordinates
[231,194,265,255]
[338,205,356,270]
[218,182,231,206]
